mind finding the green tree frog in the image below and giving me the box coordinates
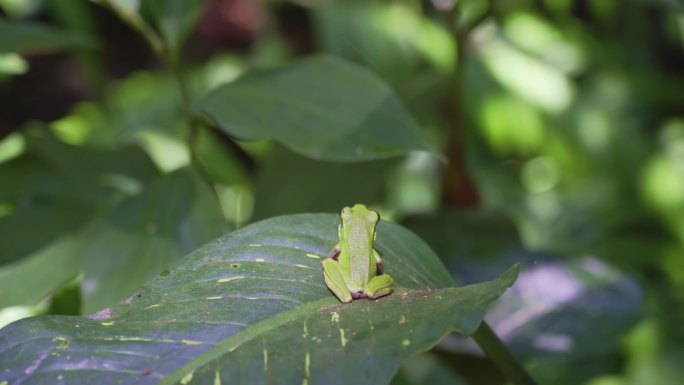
[322,204,393,303]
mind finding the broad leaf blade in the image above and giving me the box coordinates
[163,267,517,385]
[200,55,438,162]
[0,214,514,385]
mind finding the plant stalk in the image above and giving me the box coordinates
[472,322,539,385]
[165,53,200,161]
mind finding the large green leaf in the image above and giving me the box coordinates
[0,213,516,385]
[408,212,645,385]
[81,167,228,313]
[200,55,438,162]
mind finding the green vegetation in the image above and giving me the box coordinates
[1,0,683,384]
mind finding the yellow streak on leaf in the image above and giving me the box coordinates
[217,276,245,283]
[340,328,347,347]
[180,371,194,385]
[305,352,311,377]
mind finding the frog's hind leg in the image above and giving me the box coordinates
[365,274,393,299]
[322,258,352,303]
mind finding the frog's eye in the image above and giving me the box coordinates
[340,207,352,219]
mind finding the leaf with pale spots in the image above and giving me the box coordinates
[0,213,517,385]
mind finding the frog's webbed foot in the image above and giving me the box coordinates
[364,274,393,300]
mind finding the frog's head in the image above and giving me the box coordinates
[338,204,380,243]
[341,204,379,225]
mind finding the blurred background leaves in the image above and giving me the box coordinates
[1,0,683,384]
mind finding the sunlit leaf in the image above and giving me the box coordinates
[0,213,516,385]
[93,0,140,15]
[0,52,27,75]
[195,127,251,187]
[313,2,456,82]
[408,212,644,385]
[0,132,25,164]
[483,256,644,359]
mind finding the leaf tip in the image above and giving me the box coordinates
[501,263,521,289]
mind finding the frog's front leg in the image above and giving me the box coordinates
[364,274,393,299]
[373,249,384,275]
[322,258,352,303]
[329,243,341,261]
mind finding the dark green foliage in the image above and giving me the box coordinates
[1,0,682,384]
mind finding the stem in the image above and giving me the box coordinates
[98,0,225,215]
[163,52,224,206]
[472,322,539,385]
[101,2,165,56]
[166,52,200,161]
[440,2,485,207]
